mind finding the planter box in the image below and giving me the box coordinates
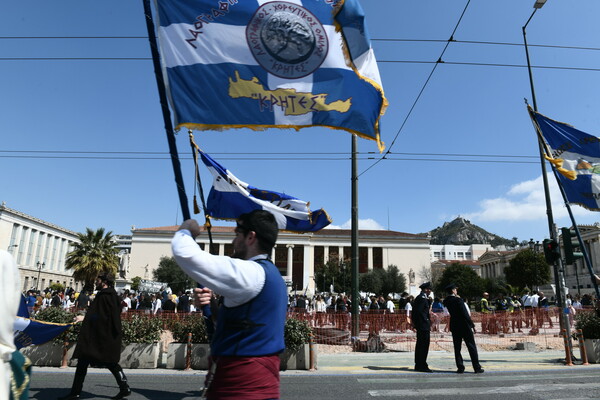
[21,342,74,367]
[584,339,600,363]
[119,343,160,369]
[166,343,210,370]
[279,343,313,371]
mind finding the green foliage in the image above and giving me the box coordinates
[121,315,162,344]
[34,307,80,343]
[359,269,384,294]
[504,249,551,290]
[380,265,406,296]
[131,276,142,291]
[575,310,600,340]
[49,282,65,292]
[435,262,484,300]
[284,318,312,353]
[314,258,351,293]
[168,315,208,343]
[65,227,119,288]
[153,256,195,294]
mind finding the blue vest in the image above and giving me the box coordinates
[211,258,287,357]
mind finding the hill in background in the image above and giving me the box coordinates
[427,217,520,247]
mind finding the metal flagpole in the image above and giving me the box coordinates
[351,135,360,338]
[142,0,190,221]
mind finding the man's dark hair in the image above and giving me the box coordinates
[236,210,278,253]
[97,271,116,287]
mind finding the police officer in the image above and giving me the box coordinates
[412,282,432,372]
[443,283,484,374]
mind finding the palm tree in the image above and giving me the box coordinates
[65,227,119,289]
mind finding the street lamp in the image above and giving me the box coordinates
[36,261,45,290]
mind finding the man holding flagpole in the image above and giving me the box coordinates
[172,210,287,399]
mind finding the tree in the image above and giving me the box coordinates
[504,249,550,290]
[65,227,119,289]
[359,268,385,295]
[153,256,195,294]
[380,265,406,297]
[131,276,142,292]
[419,266,443,288]
[314,258,351,293]
[435,262,484,300]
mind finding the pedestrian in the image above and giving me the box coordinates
[177,291,191,313]
[412,282,432,372]
[58,272,131,400]
[172,210,287,399]
[443,283,484,374]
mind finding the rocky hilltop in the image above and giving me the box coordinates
[427,217,518,247]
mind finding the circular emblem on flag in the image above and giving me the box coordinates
[246,1,329,79]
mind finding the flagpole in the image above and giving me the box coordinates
[351,135,360,338]
[142,0,190,221]
[523,5,573,355]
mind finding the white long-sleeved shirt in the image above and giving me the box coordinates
[1,250,20,400]
[171,230,267,308]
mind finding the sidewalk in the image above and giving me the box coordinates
[309,349,599,375]
[32,349,599,377]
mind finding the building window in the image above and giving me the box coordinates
[313,246,324,267]
[434,252,441,258]
[224,244,233,257]
[359,247,368,273]
[373,247,383,269]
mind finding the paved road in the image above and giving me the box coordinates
[29,350,600,399]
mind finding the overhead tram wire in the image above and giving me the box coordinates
[2,36,599,52]
[358,0,472,178]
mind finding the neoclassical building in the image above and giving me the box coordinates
[0,204,80,291]
[128,225,432,294]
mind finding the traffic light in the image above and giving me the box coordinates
[561,227,584,265]
[542,239,561,264]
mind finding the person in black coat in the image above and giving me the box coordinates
[58,272,131,400]
[412,282,433,372]
[443,283,484,374]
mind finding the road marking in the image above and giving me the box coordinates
[368,382,600,397]
[358,371,600,384]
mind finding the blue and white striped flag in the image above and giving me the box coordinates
[199,149,331,232]
[529,106,600,211]
[154,0,387,150]
[13,317,71,350]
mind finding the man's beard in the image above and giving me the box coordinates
[232,244,247,260]
[95,282,103,291]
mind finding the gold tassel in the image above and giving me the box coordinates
[544,155,577,180]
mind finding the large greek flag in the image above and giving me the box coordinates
[154,0,387,150]
[199,149,331,232]
[529,106,600,211]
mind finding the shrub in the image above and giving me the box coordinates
[122,314,162,344]
[284,318,312,353]
[33,307,80,344]
[575,310,600,340]
[169,315,208,343]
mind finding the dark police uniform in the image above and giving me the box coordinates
[443,285,483,373]
[412,285,432,371]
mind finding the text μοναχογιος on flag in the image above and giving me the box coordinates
[528,105,600,211]
[154,0,387,150]
[198,148,331,232]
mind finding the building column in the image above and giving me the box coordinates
[271,245,276,262]
[368,247,373,271]
[304,246,313,294]
[338,246,344,262]
[286,244,294,281]
[323,246,329,264]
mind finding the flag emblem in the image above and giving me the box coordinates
[247,2,328,79]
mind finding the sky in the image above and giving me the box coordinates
[1,0,600,244]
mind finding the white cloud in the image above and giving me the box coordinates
[464,173,598,223]
[325,218,385,230]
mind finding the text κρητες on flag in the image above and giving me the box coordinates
[528,105,600,211]
[153,0,387,150]
[199,148,331,232]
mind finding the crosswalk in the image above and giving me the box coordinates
[355,371,600,398]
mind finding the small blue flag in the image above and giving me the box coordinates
[14,318,72,350]
[199,149,331,232]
